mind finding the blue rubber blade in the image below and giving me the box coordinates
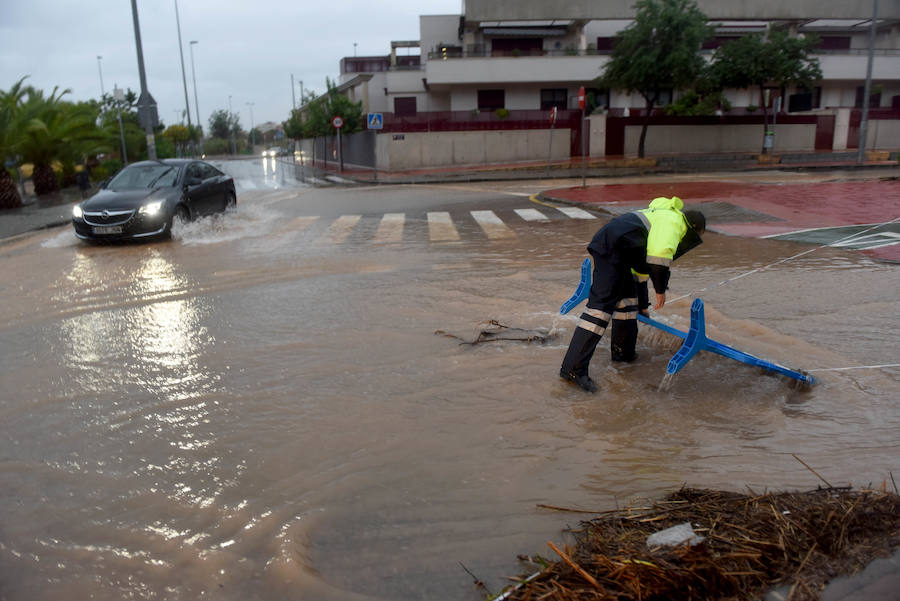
[639,299,815,385]
[560,257,592,315]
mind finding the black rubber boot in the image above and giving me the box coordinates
[559,368,598,393]
[610,318,638,362]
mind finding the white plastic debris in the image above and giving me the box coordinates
[646,522,706,548]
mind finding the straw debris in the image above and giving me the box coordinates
[495,486,900,601]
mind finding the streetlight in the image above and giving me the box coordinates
[189,40,201,133]
[96,55,105,97]
[174,0,193,154]
[229,95,236,155]
[246,102,255,148]
[113,85,128,165]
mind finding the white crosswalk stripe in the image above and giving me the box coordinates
[374,213,405,243]
[427,211,461,241]
[515,208,550,221]
[319,215,361,244]
[556,207,597,219]
[471,210,515,238]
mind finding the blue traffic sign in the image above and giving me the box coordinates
[367,113,383,130]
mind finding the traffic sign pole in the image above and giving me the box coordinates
[578,86,586,188]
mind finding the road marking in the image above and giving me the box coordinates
[556,207,597,219]
[831,232,900,250]
[374,213,405,243]
[319,215,361,244]
[427,212,460,241]
[471,210,515,239]
[515,208,550,222]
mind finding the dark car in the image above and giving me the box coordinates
[71,159,236,241]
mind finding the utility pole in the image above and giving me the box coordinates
[96,56,105,97]
[247,102,255,149]
[189,40,201,133]
[291,74,296,109]
[130,0,158,159]
[229,95,236,155]
[858,0,879,164]
[174,0,193,154]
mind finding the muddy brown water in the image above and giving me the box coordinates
[1,180,898,601]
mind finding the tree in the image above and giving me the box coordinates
[283,107,303,141]
[96,88,144,162]
[709,28,822,153]
[16,86,108,196]
[596,0,711,157]
[208,109,240,140]
[0,77,29,208]
[301,78,363,139]
[162,124,191,156]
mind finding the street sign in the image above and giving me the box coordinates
[367,113,384,129]
[577,86,586,110]
[331,115,344,129]
[137,90,159,129]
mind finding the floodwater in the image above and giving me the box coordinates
[1,168,898,601]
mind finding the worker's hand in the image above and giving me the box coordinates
[640,308,650,317]
[654,293,666,310]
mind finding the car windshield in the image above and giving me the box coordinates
[108,164,180,189]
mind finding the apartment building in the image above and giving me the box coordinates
[309,0,899,168]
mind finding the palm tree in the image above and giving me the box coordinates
[0,77,29,209]
[17,86,108,196]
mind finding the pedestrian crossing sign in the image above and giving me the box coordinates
[367,113,383,130]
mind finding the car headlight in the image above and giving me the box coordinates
[72,205,83,219]
[139,201,164,216]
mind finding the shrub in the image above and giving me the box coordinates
[495,108,510,120]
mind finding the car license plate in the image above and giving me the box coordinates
[92,225,123,235]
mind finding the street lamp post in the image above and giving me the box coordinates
[246,102,255,149]
[189,40,201,134]
[174,0,193,155]
[229,95,236,155]
[96,55,105,97]
[291,74,296,110]
[113,85,128,165]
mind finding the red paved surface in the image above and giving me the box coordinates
[544,180,900,263]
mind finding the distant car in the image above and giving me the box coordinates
[71,159,236,242]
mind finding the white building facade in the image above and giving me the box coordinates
[312,0,900,168]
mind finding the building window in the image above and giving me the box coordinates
[819,36,852,51]
[595,37,615,53]
[394,97,417,116]
[656,88,673,107]
[855,86,881,108]
[586,88,610,112]
[491,38,543,57]
[478,89,505,111]
[540,88,567,111]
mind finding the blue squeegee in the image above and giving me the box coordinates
[560,258,815,386]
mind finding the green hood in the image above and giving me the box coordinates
[648,196,683,211]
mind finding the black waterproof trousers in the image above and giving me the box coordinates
[560,253,641,379]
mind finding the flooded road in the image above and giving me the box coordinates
[1,165,898,601]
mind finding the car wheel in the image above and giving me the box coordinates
[167,204,190,237]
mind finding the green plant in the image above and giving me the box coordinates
[495,108,510,119]
[746,104,758,112]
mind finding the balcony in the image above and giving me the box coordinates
[425,49,607,86]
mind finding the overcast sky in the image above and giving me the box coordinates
[1,0,462,131]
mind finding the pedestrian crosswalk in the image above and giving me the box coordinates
[263,205,599,245]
